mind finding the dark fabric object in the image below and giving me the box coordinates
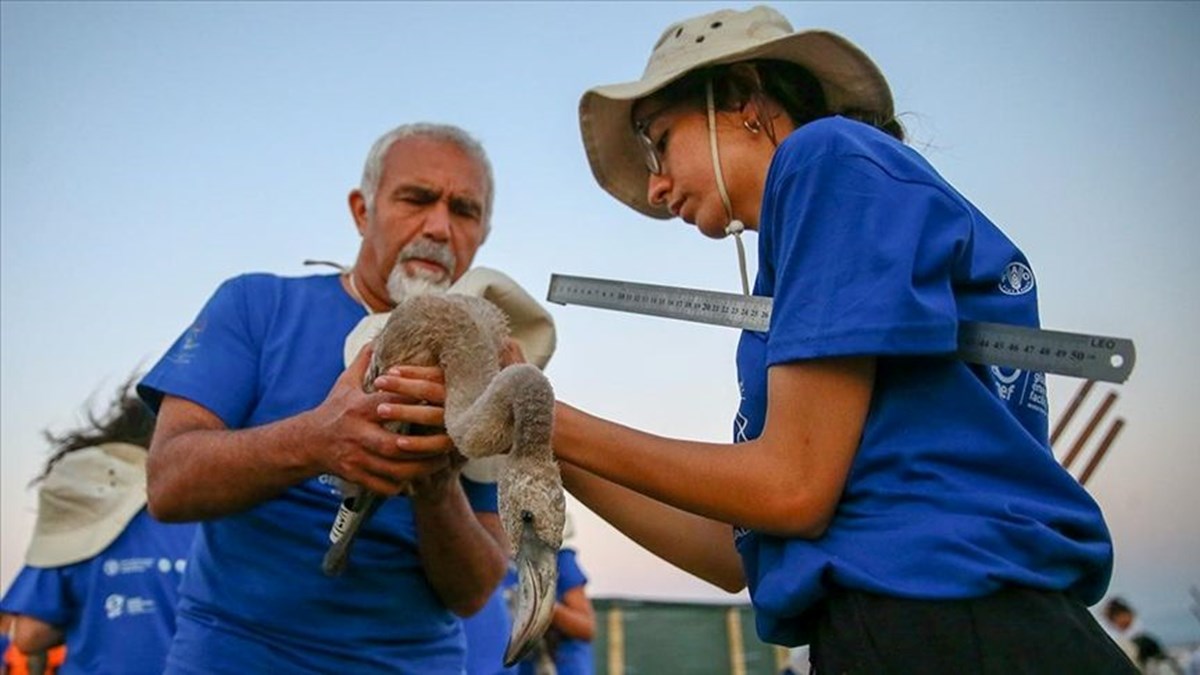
[809,587,1139,674]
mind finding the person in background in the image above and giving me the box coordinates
[1,612,10,675]
[0,379,196,675]
[1103,597,1145,667]
[138,122,509,673]
[1103,597,1185,674]
[544,5,1137,673]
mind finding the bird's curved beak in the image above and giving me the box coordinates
[503,517,558,667]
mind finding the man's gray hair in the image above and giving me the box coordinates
[359,123,495,236]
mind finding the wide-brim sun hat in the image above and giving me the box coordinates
[579,5,895,219]
[25,442,149,567]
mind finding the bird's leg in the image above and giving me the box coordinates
[321,487,386,576]
[321,355,403,577]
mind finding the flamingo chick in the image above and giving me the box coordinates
[322,293,564,667]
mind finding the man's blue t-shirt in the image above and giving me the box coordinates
[139,273,499,674]
[0,510,196,675]
[463,563,518,675]
[733,117,1114,646]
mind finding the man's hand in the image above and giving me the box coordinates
[305,345,455,495]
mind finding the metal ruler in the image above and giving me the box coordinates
[546,274,1135,383]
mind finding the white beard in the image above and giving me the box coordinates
[386,263,450,304]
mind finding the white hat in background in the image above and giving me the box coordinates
[25,442,148,567]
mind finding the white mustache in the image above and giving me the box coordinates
[398,240,456,277]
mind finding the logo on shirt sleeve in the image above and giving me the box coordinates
[999,262,1035,296]
[169,319,207,365]
[990,367,1049,417]
[733,379,751,443]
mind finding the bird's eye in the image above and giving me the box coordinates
[521,510,534,523]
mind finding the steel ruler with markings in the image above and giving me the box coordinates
[546,274,1135,383]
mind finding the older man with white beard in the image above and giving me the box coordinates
[138,123,510,674]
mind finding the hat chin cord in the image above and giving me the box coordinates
[705,80,750,296]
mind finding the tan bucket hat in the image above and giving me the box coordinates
[579,5,894,219]
[25,442,148,567]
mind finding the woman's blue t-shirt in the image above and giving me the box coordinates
[0,510,196,675]
[733,117,1113,646]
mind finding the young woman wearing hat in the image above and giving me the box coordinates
[0,380,197,675]
[546,6,1136,673]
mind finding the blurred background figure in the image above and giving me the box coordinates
[0,378,196,675]
[1104,597,1144,666]
[779,646,810,675]
[1102,596,1184,674]
[1,641,64,675]
[1,611,9,674]
[518,512,596,675]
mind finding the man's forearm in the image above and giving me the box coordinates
[412,481,508,617]
[148,411,321,522]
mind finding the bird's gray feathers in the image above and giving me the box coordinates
[363,292,563,555]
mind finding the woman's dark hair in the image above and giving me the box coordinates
[646,59,904,143]
[36,374,155,483]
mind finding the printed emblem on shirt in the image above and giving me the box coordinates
[169,319,207,364]
[1025,371,1049,415]
[156,558,187,574]
[999,262,1035,296]
[105,593,158,619]
[317,473,343,495]
[734,379,750,444]
[990,367,1049,417]
[102,557,155,576]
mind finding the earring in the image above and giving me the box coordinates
[743,118,761,134]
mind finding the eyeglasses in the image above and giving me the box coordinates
[634,117,664,176]
[634,79,715,177]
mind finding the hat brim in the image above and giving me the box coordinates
[580,29,894,219]
[25,443,149,568]
[25,485,147,568]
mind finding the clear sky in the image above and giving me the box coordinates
[2,0,1197,647]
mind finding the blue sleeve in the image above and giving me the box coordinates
[138,276,262,427]
[0,566,74,626]
[761,147,969,366]
[462,476,498,513]
[555,548,587,597]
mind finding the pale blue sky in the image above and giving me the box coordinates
[3,1,1198,646]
